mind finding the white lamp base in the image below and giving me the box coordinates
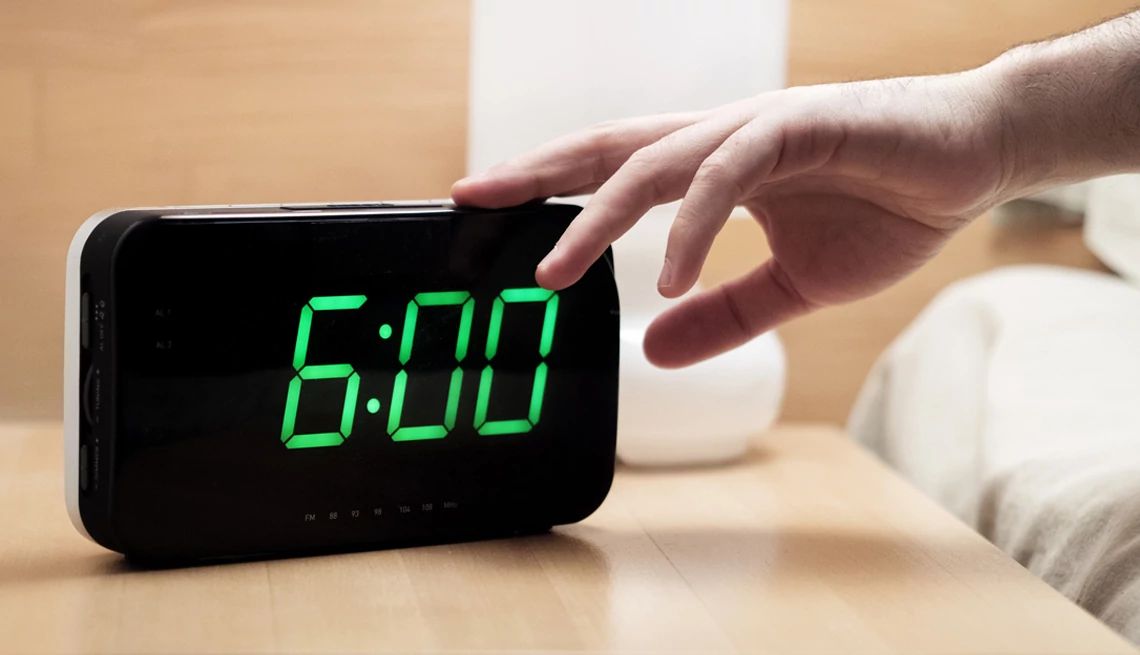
[617,322,785,467]
[612,207,787,467]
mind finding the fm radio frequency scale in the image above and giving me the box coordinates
[65,201,619,563]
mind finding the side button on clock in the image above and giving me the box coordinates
[79,444,89,492]
[82,366,99,426]
[280,202,394,211]
[80,292,90,349]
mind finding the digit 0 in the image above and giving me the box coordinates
[387,291,475,441]
[474,288,559,435]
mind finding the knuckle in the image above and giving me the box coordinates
[696,156,745,197]
[582,122,623,152]
[590,118,625,132]
[718,285,755,338]
[767,261,818,312]
[696,157,732,183]
[625,145,659,171]
[623,149,668,204]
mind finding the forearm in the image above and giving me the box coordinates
[980,10,1140,198]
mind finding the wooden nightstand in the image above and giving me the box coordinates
[0,422,1131,653]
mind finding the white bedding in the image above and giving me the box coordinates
[849,265,1140,642]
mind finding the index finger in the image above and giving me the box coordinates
[451,111,707,209]
[536,106,761,289]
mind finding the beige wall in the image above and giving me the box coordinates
[1,1,1136,421]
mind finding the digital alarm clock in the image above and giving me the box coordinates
[65,201,619,563]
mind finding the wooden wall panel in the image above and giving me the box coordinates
[787,0,1138,85]
[0,1,469,418]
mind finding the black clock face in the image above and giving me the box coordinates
[106,205,618,560]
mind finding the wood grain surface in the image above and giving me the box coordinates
[0,422,1132,653]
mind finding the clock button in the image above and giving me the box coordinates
[82,365,99,426]
[79,444,89,492]
[280,202,394,211]
[80,292,90,349]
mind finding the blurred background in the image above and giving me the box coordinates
[1,0,1135,423]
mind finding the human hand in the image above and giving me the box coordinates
[452,71,1012,367]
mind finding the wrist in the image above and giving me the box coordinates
[976,15,1140,199]
[975,45,1071,200]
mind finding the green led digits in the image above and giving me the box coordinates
[387,291,474,441]
[474,287,559,436]
[282,286,562,449]
[280,295,367,449]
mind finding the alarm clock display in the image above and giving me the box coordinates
[65,202,619,562]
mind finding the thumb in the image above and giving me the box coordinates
[643,259,816,368]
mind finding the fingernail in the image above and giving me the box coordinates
[462,169,493,183]
[657,259,674,291]
[538,245,558,271]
